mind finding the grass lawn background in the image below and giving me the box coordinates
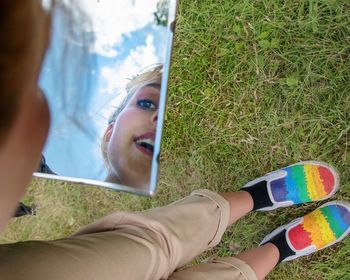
[1,1,350,279]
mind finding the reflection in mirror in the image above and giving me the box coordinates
[35,0,177,195]
[102,65,162,189]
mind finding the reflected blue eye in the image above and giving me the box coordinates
[137,99,157,111]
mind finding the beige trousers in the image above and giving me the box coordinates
[0,190,257,280]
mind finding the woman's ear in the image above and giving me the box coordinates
[101,123,114,158]
[101,123,114,166]
[104,123,114,142]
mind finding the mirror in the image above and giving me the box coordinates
[35,0,177,196]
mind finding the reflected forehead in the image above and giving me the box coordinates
[146,83,161,90]
[127,83,161,106]
[136,84,161,96]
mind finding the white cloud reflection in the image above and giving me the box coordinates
[72,0,158,57]
[43,0,168,180]
[101,34,158,94]
[95,34,159,136]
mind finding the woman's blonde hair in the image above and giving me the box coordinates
[108,64,163,124]
[101,64,163,168]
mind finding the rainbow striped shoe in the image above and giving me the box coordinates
[260,201,350,262]
[242,161,339,211]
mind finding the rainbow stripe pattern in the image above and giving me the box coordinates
[270,163,335,204]
[288,203,350,250]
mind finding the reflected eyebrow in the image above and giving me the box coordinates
[145,83,161,90]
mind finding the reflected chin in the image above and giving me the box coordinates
[105,174,149,190]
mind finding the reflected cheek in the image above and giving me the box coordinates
[106,109,151,176]
[109,109,144,145]
[106,111,133,171]
[111,110,136,146]
[117,109,149,131]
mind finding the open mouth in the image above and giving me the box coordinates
[134,133,155,157]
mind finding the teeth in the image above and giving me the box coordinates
[136,138,154,147]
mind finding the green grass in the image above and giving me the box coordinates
[2,1,350,279]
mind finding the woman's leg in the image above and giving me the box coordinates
[220,191,254,225]
[168,243,278,280]
[235,243,279,280]
[162,192,276,280]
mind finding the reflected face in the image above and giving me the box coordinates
[106,84,160,188]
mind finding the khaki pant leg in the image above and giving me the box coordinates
[75,189,230,279]
[0,190,230,280]
[168,257,258,280]
[0,232,165,280]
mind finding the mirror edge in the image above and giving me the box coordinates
[148,0,178,196]
[34,172,152,196]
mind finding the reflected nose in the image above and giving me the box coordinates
[151,109,158,124]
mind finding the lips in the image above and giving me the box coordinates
[134,132,155,157]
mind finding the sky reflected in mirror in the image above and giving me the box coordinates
[40,0,169,184]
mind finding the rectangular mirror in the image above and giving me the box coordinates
[34,0,177,196]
